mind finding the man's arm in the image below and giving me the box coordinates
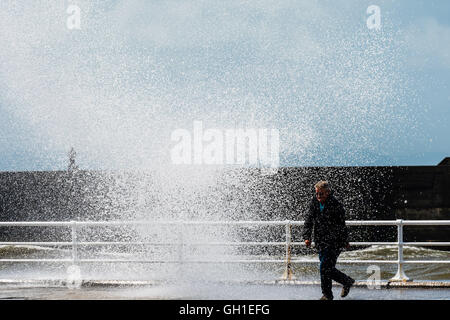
[337,203,349,248]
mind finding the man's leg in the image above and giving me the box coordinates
[329,249,354,286]
[319,249,334,299]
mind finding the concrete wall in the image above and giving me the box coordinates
[0,165,448,243]
[390,165,450,242]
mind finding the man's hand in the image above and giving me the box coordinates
[305,240,311,248]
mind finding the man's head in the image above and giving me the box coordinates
[314,180,331,203]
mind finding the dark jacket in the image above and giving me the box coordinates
[302,194,349,251]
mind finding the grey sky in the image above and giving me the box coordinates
[0,0,449,170]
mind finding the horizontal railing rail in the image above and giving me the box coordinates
[0,219,449,281]
[1,220,449,226]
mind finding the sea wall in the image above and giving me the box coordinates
[0,165,448,243]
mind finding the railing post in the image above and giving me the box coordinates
[71,221,78,264]
[66,221,83,289]
[390,219,410,282]
[281,220,295,280]
[177,221,184,277]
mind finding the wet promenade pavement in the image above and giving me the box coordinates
[0,281,448,300]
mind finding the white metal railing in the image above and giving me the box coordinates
[0,219,449,282]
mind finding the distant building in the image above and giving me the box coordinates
[68,147,79,172]
[438,157,450,166]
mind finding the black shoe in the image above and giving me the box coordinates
[341,279,355,298]
[320,295,333,300]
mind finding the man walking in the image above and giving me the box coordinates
[302,181,355,300]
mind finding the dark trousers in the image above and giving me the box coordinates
[318,247,354,298]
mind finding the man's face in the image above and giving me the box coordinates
[315,187,330,203]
